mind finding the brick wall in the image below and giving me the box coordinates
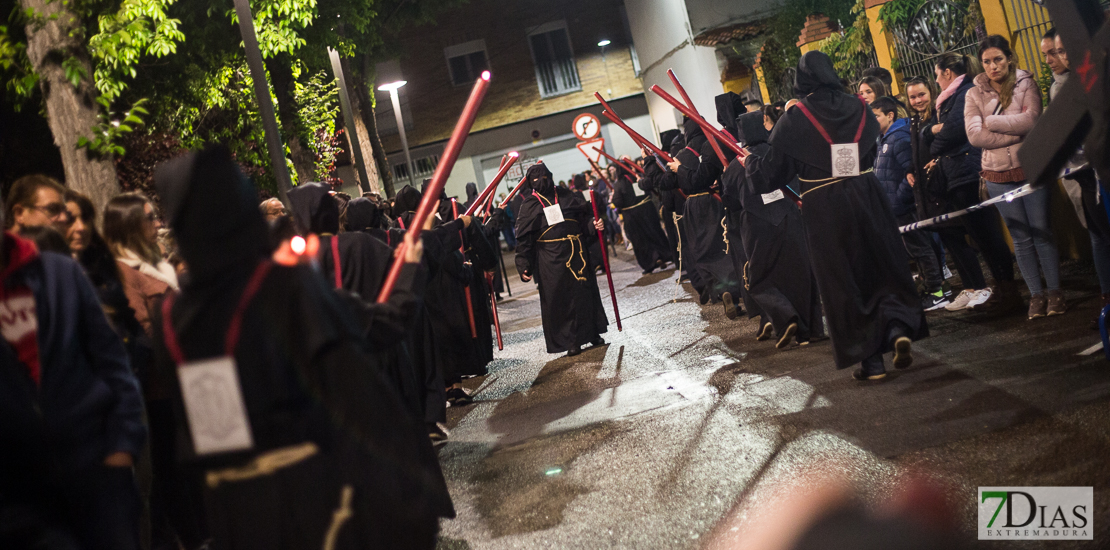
[378,0,643,153]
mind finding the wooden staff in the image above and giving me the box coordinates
[465,152,518,216]
[487,273,503,350]
[584,157,614,191]
[593,147,643,175]
[451,198,479,339]
[666,69,730,167]
[594,92,674,162]
[377,72,490,303]
[589,189,622,331]
[498,175,529,209]
[651,86,806,205]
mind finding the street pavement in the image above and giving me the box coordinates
[435,246,1110,549]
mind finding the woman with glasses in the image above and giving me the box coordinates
[103,193,178,334]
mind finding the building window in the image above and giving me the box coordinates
[445,40,489,87]
[393,153,440,181]
[528,21,581,98]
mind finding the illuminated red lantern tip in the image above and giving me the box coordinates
[481,71,491,81]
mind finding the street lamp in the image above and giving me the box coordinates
[378,79,415,187]
[597,39,611,47]
[598,39,613,98]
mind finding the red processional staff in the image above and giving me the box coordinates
[592,147,643,175]
[666,69,730,168]
[465,153,518,216]
[466,154,519,350]
[451,198,479,339]
[377,72,491,303]
[590,189,622,332]
[498,175,530,209]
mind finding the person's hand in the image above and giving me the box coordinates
[924,159,938,172]
[521,271,532,282]
[423,208,437,230]
[402,232,423,264]
[666,159,681,172]
[459,215,472,228]
[104,451,133,468]
[594,218,605,231]
[907,173,916,187]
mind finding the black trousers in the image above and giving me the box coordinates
[935,184,1015,290]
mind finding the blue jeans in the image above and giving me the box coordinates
[986,180,1061,294]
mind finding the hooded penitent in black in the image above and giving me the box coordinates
[609,160,673,273]
[514,163,608,353]
[722,111,825,343]
[151,146,453,550]
[673,114,743,305]
[747,51,926,371]
[640,130,685,277]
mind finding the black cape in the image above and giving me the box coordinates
[514,167,608,353]
[724,111,824,341]
[152,147,453,550]
[747,51,926,367]
[611,171,672,272]
[675,118,743,302]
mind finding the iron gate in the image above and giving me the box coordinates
[890,0,981,81]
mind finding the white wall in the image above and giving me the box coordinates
[624,0,724,134]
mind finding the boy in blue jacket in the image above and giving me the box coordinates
[0,192,146,549]
[872,97,948,311]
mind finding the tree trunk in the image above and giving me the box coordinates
[353,55,395,198]
[21,0,120,214]
[338,55,379,195]
[266,58,316,185]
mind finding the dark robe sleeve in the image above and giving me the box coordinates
[720,158,745,211]
[611,177,636,209]
[745,143,799,195]
[341,262,426,348]
[513,197,543,278]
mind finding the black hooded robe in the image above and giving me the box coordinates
[610,170,672,273]
[514,165,608,353]
[674,118,744,303]
[724,111,825,342]
[151,147,453,550]
[746,52,927,368]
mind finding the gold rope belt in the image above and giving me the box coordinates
[536,233,588,282]
[743,260,751,291]
[686,192,711,198]
[798,168,874,198]
[205,442,319,488]
[619,196,653,212]
[721,217,730,255]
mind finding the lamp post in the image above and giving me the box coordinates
[598,39,613,99]
[379,80,415,188]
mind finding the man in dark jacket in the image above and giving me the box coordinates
[872,97,947,311]
[0,196,147,549]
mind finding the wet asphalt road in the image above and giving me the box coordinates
[435,247,1110,549]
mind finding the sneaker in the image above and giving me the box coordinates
[722,292,739,320]
[1028,293,1048,320]
[446,387,472,406]
[945,289,976,311]
[852,368,887,380]
[1046,290,1066,316]
[922,290,950,312]
[967,287,992,308]
[892,336,913,369]
[756,322,774,341]
[428,423,449,442]
[776,322,798,349]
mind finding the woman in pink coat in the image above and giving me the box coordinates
[965,35,1064,320]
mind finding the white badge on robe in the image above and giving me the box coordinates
[177,356,254,456]
[543,203,565,225]
[761,189,785,204]
[830,143,860,178]
[583,192,592,202]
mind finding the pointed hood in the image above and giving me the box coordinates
[465,182,479,203]
[345,197,383,232]
[288,182,339,235]
[392,185,422,216]
[736,111,769,147]
[526,163,554,195]
[659,129,681,152]
[715,92,745,140]
[682,117,705,148]
[793,51,842,96]
[154,145,270,282]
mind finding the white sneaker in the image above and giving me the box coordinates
[945,289,976,311]
[967,287,993,308]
